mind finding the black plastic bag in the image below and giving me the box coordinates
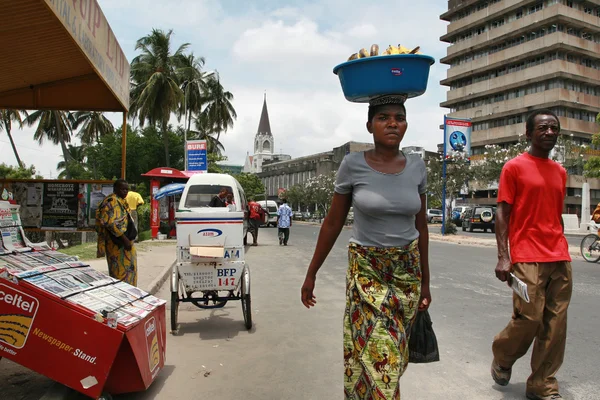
[408,310,440,363]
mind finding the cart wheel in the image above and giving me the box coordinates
[98,392,113,400]
[171,291,179,333]
[241,270,252,330]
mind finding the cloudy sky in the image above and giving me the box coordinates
[4,0,450,177]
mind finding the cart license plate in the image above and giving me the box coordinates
[178,262,244,291]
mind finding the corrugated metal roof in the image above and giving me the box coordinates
[0,0,128,111]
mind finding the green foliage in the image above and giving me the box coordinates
[427,198,442,209]
[233,173,265,199]
[427,153,474,217]
[86,124,185,182]
[443,221,457,235]
[305,172,336,214]
[207,153,227,173]
[0,163,38,179]
[137,203,151,231]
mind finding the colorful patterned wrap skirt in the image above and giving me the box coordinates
[344,240,422,400]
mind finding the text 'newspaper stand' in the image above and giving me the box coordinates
[0,202,166,399]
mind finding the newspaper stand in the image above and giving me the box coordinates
[0,202,166,399]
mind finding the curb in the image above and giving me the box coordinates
[146,261,176,295]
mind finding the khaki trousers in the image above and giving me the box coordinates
[492,262,572,396]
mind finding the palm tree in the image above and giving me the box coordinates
[71,111,115,145]
[24,110,74,172]
[202,74,237,143]
[129,29,189,167]
[56,144,87,178]
[176,53,207,137]
[190,113,225,156]
[0,109,24,167]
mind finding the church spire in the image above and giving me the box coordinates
[257,93,272,136]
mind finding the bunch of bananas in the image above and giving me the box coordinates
[348,44,422,61]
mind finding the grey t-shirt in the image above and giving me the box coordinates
[335,151,427,247]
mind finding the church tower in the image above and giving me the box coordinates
[244,94,274,173]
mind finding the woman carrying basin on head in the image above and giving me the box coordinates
[301,95,431,399]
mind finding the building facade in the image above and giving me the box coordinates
[242,95,291,173]
[258,141,374,197]
[440,0,600,215]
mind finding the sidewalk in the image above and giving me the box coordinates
[295,221,584,259]
[85,240,177,294]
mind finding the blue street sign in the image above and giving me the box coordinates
[186,140,207,172]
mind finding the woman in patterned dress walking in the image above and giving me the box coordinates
[301,96,431,399]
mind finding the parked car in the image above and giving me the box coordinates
[461,206,496,233]
[426,209,443,223]
[451,206,470,227]
[293,211,303,220]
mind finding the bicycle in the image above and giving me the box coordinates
[580,221,600,262]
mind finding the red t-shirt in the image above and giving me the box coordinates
[497,152,571,263]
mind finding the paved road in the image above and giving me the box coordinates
[430,223,587,248]
[111,224,599,400]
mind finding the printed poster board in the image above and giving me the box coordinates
[0,180,113,231]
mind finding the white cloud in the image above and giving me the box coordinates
[346,24,378,39]
[3,0,452,178]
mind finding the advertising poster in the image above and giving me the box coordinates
[41,183,79,230]
[186,140,208,172]
[88,184,113,227]
[12,183,43,228]
[444,118,472,159]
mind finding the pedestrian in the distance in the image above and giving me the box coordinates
[125,184,144,241]
[277,199,293,246]
[492,109,572,400]
[95,179,137,286]
[247,198,265,246]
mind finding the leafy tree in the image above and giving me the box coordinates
[305,172,336,215]
[57,145,91,179]
[427,152,474,218]
[0,163,39,179]
[129,28,189,167]
[583,112,600,178]
[71,111,115,145]
[86,125,185,181]
[177,53,207,137]
[23,110,74,170]
[202,75,237,143]
[0,109,24,167]
[233,173,265,199]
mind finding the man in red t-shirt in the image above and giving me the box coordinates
[491,110,572,400]
[247,199,265,246]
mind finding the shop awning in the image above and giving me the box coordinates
[0,0,130,112]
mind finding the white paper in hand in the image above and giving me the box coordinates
[509,273,530,303]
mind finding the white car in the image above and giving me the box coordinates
[257,200,278,227]
[426,209,443,223]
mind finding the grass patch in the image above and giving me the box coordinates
[60,242,97,261]
[59,232,174,261]
[138,230,152,242]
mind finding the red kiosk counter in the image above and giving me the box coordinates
[0,202,166,399]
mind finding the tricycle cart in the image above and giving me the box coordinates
[168,173,252,333]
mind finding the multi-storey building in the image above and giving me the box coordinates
[440,0,600,215]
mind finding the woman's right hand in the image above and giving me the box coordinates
[301,275,317,309]
[122,236,133,251]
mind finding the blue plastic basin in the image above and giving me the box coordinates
[333,54,436,103]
